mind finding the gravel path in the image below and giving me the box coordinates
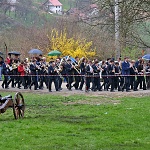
[1,81,150,97]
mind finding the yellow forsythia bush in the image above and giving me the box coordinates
[46,29,96,60]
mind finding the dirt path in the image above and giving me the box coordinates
[0,81,150,98]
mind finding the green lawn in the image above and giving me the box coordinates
[0,92,150,150]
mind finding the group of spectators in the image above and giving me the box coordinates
[0,54,150,92]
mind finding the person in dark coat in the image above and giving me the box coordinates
[29,60,38,90]
[121,57,131,92]
[114,62,121,91]
[92,61,102,91]
[79,58,86,91]
[135,60,147,90]
[85,60,93,91]
[73,57,80,90]
[48,62,59,92]
[55,58,63,90]
[135,56,143,89]
[106,59,115,92]
[65,59,74,90]
[0,56,4,81]
[130,60,138,90]
[101,61,108,90]
[1,60,9,89]
[145,61,150,89]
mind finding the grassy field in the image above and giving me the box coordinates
[0,92,150,150]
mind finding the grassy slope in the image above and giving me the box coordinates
[0,92,150,150]
[4,0,72,27]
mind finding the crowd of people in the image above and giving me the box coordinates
[0,53,150,92]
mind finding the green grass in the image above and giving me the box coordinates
[0,92,150,150]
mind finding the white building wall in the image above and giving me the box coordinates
[7,0,17,11]
[7,0,16,3]
[49,5,62,14]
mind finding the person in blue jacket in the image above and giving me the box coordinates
[1,60,9,89]
[0,56,4,81]
[121,57,131,92]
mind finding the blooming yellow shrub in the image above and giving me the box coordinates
[46,29,96,60]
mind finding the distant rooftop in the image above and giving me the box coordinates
[49,0,62,6]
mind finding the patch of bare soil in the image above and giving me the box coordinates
[63,99,121,106]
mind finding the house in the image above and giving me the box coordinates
[67,3,99,21]
[7,0,17,3]
[43,0,63,15]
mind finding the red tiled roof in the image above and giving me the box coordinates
[90,4,98,8]
[49,0,62,6]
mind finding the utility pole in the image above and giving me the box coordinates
[114,0,120,59]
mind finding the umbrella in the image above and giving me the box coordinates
[65,56,76,63]
[142,54,150,60]
[28,49,43,55]
[8,51,21,55]
[0,51,3,55]
[48,50,61,56]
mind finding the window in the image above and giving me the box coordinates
[56,6,57,8]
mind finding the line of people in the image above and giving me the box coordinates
[0,55,150,92]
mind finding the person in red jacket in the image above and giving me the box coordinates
[18,61,27,89]
[6,54,11,65]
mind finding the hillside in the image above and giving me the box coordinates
[0,0,75,31]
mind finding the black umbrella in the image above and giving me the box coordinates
[8,51,21,55]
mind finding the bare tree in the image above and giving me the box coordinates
[75,0,150,57]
